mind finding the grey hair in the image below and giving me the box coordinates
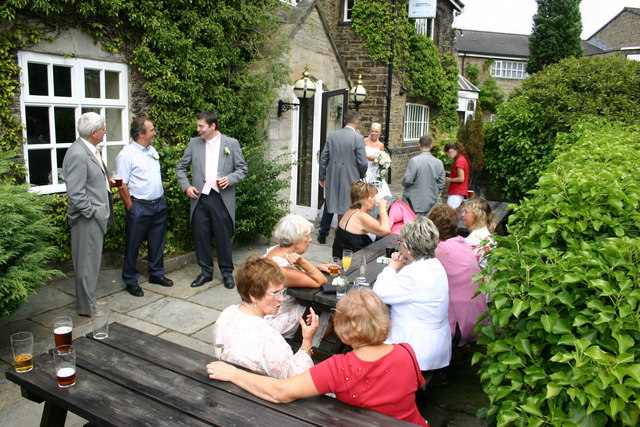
[273,214,314,247]
[77,112,105,139]
[399,217,439,260]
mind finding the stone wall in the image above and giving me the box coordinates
[458,55,524,97]
[589,10,640,49]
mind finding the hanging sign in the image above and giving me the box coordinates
[408,0,437,19]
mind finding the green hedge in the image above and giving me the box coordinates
[484,56,640,200]
[475,120,640,426]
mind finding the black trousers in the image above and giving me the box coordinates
[192,191,234,278]
[319,204,334,237]
[122,198,168,287]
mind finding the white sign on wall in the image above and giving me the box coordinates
[408,0,437,19]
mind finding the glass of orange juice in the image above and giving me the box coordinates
[342,249,353,271]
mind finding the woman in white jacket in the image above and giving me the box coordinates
[374,218,451,371]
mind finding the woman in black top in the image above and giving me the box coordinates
[332,181,391,258]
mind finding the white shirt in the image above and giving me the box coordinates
[201,133,221,195]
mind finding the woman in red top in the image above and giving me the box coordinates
[206,287,429,426]
[444,142,471,209]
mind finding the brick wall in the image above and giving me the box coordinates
[590,10,640,50]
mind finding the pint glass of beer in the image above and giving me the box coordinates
[53,316,73,347]
[10,332,34,373]
[53,345,76,388]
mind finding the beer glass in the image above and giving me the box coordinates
[91,300,110,340]
[53,345,76,388]
[211,323,225,362]
[10,332,34,373]
[53,315,73,347]
[329,257,341,277]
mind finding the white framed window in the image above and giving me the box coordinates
[415,18,434,38]
[490,60,528,80]
[343,0,355,22]
[277,0,297,5]
[403,103,429,142]
[18,52,128,194]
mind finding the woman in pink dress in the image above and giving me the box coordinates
[428,205,487,347]
[444,142,471,209]
[207,288,430,426]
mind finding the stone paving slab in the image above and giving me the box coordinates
[51,268,124,301]
[6,285,75,322]
[190,325,214,344]
[127,297,221,335]
[188,282,242,312]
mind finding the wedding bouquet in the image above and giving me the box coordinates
[373,151,391,181]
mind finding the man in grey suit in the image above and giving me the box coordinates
[401,135,445,218]
[176,110,247,289]
[62,112,114,316]
[318,111,368,242]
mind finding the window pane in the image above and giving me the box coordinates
[105,71,120,99]
[53,65,72,97]
[82,107,101,115]
[54,107,76,143]
[105,145,124,174]
[26,106,51,144]
[105,108,123,142]
[28,149,52,186]
[85,69,101,98]
[56,148,68,184]
[28,63,48,96]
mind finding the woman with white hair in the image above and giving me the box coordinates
[374,217,451,372]
[264,214,337,346]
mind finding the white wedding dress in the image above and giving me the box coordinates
[364,145,392,199]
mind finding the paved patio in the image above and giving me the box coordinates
[0,181,487,426]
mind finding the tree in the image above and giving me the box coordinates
[527,0,583,74]
[457,103,484,186]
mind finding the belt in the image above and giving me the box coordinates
[131,196,163,205]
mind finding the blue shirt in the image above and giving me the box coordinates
[115,141,164,200]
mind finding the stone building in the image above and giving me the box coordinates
[584,7,640,60]
[274,0,464,219]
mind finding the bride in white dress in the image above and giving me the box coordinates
[364,122,392,198]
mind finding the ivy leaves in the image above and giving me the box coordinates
[476,120,640,426]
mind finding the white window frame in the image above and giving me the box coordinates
[343,0,355,22]
[490,60,528,80]
[18,51,128,194]
[414,18,434,38]
[403,103,429,142]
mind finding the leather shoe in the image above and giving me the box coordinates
[126,286,144,297]
[317,234,327,244]
[149,275,174,287]
[223,275,235,289]
[191,274,213,288]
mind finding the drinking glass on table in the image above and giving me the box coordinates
[342,249,353,272]
[212,323,225,361]
[53,345,76,388]
[53,315,73,347]
[10,332,34,373]
[329,257,341,277]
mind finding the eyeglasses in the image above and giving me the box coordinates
[267,288,287,298]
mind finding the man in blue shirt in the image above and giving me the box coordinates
[116,118,173,296]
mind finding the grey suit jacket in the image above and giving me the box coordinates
[62,138,112,233]
[319,126,368,214]
[401,151,445,214]
[176,134,248,224]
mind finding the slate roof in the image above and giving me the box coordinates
[455,29,529,58]
[458,74,479,92]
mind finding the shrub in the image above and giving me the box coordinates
[484,56,640,200]
[475,120,640,426]
[0,153,61,318]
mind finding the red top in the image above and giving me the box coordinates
[309,343,428,426]
[448,155,470,196]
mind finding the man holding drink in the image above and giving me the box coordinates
[115,118,173,297]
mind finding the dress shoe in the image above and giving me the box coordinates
[126,286,144,297]
[191,273,213,288]
[223,275,236,289]
[149,275,174,287]
[317,234,327,244]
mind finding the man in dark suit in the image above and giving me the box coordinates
[62,112,114,316]
[318,110,368,243]
[401,135,445,217]
[116,118,173,297]
[176,110,247,289]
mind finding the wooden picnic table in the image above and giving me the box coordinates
[5,322,413,426]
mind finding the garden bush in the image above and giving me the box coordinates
[484,56,640,200]
[0,153,61,318]
[475,119,640,426]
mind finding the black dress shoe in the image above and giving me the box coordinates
[149,275,174,287]
[191,273,213,288]
[126,286,144,297]
[317,234,327,244]
[223,275,235,289]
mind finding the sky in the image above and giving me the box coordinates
[453,0,640,39]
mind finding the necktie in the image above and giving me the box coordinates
[95,149,110,191]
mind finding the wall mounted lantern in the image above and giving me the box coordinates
[277,71,316,117]
[349,74,367,111]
